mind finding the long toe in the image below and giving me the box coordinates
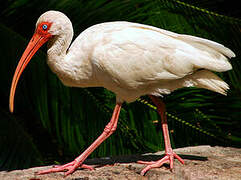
[139,156,169,175]
[37,160,93,176]
[139,152,184,175]
[137,160,157,165]
[174,152,185,164]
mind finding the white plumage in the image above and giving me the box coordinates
[9,10,236,176]
[41,11,235,103]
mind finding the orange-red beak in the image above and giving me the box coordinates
[9,32,51,113]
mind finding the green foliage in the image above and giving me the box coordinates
[0,0,240,170]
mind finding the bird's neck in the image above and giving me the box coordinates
[47,31,72,60]
[46,32,72,75]
[46,30,99,87]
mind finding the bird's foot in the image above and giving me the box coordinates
[137,151,184,175]
[37,160,94,176]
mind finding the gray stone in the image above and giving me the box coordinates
[0,145,241,180]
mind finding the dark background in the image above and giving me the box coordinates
[0,0,240,170]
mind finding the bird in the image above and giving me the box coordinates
[9,10,235,176]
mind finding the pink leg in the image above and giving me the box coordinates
[37,103,122,176]
[137,96,184,175]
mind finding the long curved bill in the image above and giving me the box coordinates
[9,32,50,113]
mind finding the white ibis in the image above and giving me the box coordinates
[9,10,235,176]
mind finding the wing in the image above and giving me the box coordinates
[91,22,235,89]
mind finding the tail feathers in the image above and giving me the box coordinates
[178,34,235,72]
[183,70,229,95]
[178,34,236,58]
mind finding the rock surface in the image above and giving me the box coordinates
[0,145,241,180]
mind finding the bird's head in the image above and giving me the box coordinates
[9,10,72,113]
